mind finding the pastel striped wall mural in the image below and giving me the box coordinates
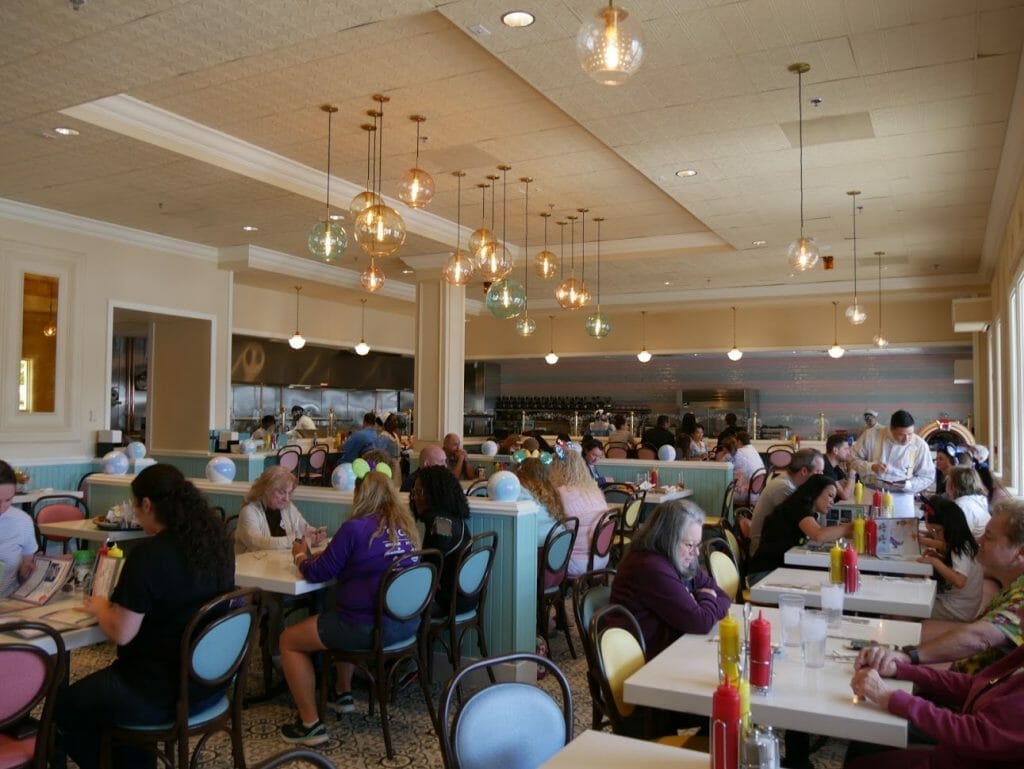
[496,348,974,437]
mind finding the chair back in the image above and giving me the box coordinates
[77,472,98,508]
[602,483,634,508]
[0,621,65,766]
[307,446,328,473]
[604,442,630,459]
[439,653,573,769]
[380,553,440,625]
[747,467,768,497]
[571,568,615,663]
[766,445,794,471]
[464,479,488,497]
[183,588,262,699]
[224,514,239,540]
[709,550,740,602]
[588,510,619,570]
[34,499,87,552]
[635,445,657,460]
[452,531,497,611]
[722,528,742,572]
[591,604,646,727]
[539,518,578,593]
[277,447,301,476]
[720,479,736,521]
[621,494,644,530]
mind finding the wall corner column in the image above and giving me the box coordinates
[414,279,465,443]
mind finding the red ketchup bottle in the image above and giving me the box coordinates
[871,489,883,518]
[710,680,740,769]
[748,610,772,691]
[649,468,658,486]
[843,544,860,593]
[865,512,878,557]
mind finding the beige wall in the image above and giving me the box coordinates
[149,317,212,452]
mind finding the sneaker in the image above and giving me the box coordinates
[280,719,328,746]
[327,691,355,714]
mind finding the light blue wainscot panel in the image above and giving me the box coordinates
[151,451,272,483]
[596,459,734,517]
[10,458,99,496]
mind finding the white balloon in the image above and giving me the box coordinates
[480,440,499,457]
[657,444,677,461]
[205,456,237,484]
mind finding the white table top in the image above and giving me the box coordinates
[13,489,84,505]
[785,547,933,577]
[0,593,108,653]
[642,487,693,505]
[539,730,709,768]
[38,517,150,543]
[750,567,936,619]
[234,549,333,596]
[624,604,920,748]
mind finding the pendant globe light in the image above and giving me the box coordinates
[444,171,475,286]
[873,250,889,348]
[477,168,513,281]
[827,301,846,358]
[845,190,868,325]
[361,258,385,293]
[354,94,406,259]
[727,306,743,361]
[636,310,652,363]
[354,298,370,356]
[485,165,525,318]
[42,281,57,338]
[787,63,820,272]
[288,286,306,350]
[556,215,584,310]
[397,115,434,209]
[514,177,537,337]
[585,216,611,338]
[307,105,348,262]
[553,220,571,307]
[535,211,558,278]
[544,315,559,365]
[350,122,378,220]
[469,182,496,262]
[576,1,645,86]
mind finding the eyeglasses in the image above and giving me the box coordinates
[680,540,702,552]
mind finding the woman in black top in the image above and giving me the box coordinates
[410,466,472,616]
[748,474,851,585]
[56,464,234,769]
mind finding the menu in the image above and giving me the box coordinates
[7,555,73,606]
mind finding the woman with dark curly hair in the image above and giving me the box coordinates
[55,464,234,769]
[411,465,472,615]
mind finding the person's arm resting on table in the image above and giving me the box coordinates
[84,594,143,646]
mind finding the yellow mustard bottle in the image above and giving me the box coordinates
[883,490,894,517]
[852,516,866,554]
[854,479,864,505]
[108,542,124,559]
[829,540,844,583]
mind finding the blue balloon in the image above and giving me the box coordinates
[487,470,521,502]
[205,456,236,484]
[539,451,553,465]
[125,441,147,459]
[101,450,129,475]
[480,440,499,457]
[331,463,356,492]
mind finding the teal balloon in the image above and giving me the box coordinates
[539,451,553,465]
[512,449,528,464]
[485,278,526,320]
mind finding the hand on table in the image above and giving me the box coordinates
[851,668,895,709]
[291,540,307,558]
[307,527,328,546]
[870,462,887,475]
[83,593,110,618]
[854,645,907,676]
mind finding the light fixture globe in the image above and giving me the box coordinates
[397,167,434,208]
[636,349,652,363]
[544,351,559,365]
[443,249,475,286]
[727,347,743,362]
[514,315,537,337]
[288,333,306,350]
[845,302,868,325]
[535,249,558,278]
[349,190,378,220]
[354,341,370,356]
[307,218,348,262]
[556,276,585,310]
[828,344,846,359]
[577,1,645,86]
[788,235,820,271]
[873,333,889,349]
[585,311,611,338]
[469,227,496,259]
[354,204,406,257]
[360,262,385,292]
[485,278,526,320]
[476,242,513,282]
[43,320,57,338]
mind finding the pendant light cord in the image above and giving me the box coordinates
[851,193,858,302]
[732,306,737,347]
[798,69,805,237]
[522,178,530,296]
[596,218,602,305]
[325,110,332,218]
[580,209,587,283]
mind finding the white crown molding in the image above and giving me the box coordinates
[0,197,218,262]
[61,95,496,254]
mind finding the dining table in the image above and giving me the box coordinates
[37,517,150,544]
[539,729,709,768]
[784,546,933,577]
[749,567,936,618]
[624,604,922,748]
[233,549,333,596]
[0,592,108,654]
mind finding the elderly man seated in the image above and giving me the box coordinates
[400,445,447,493]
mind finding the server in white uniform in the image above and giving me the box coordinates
[852,409,934,517]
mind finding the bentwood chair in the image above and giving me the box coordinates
[537,518,579,660]
[610,491,645,565]
[766,445,794,475]
[571,568,615,730]
[0,621,65,769]
[302,446,329,486]
[32,495,88,554]
[635,444,658,460]
[464,479,488,497]
[438,653,573,769]
[740,467,768,507]
[603,442,631,459]
[708,550,741,603]
[276,446,301,479]
[100,587,262,769]
[317,551,441,759]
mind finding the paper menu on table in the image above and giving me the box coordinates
[10,555,73,606]
[874,519,920,558]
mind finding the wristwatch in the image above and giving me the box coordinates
[901,645,920,665]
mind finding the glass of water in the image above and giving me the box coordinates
[801,611,828,669]
[820,581,844,628]
[778,593,804,648]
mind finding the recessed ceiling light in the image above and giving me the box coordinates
[401,268,415,275]
[241,225,258,232]
[501,10,535,27]
[675,169,697,178]
[663,281,672,286]
[752,240,767,247]
[53,127,79,136]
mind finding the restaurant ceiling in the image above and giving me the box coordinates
[0,0,1021,309]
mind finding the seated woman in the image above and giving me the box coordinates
[609,500,731,658]
[747,475,851,585]
[0,460,38,598]
[945,465,991,539]
[236,465,325,554]
[517,457,567,547]
[549,449,609,576]
[919,496,984,623]
[846,643,1024,769]
[411,466,472,616]
[55,464,234,769]
[278,471,419,746]
[713,435,738,464]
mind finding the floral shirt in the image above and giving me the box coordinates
[950,573,1024,674]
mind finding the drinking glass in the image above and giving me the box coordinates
[778,593,804,648]
[801,611,828,669]
[819,582,844,628]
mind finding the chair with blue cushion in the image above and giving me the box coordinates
[317,550,441,759]
[99,587,263,769]
[438,653,573,769]
[428,531,498,686]
[0,621,65,769]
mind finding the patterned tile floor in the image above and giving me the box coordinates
[64,626,849,768]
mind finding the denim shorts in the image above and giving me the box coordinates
[316,613,418,651]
